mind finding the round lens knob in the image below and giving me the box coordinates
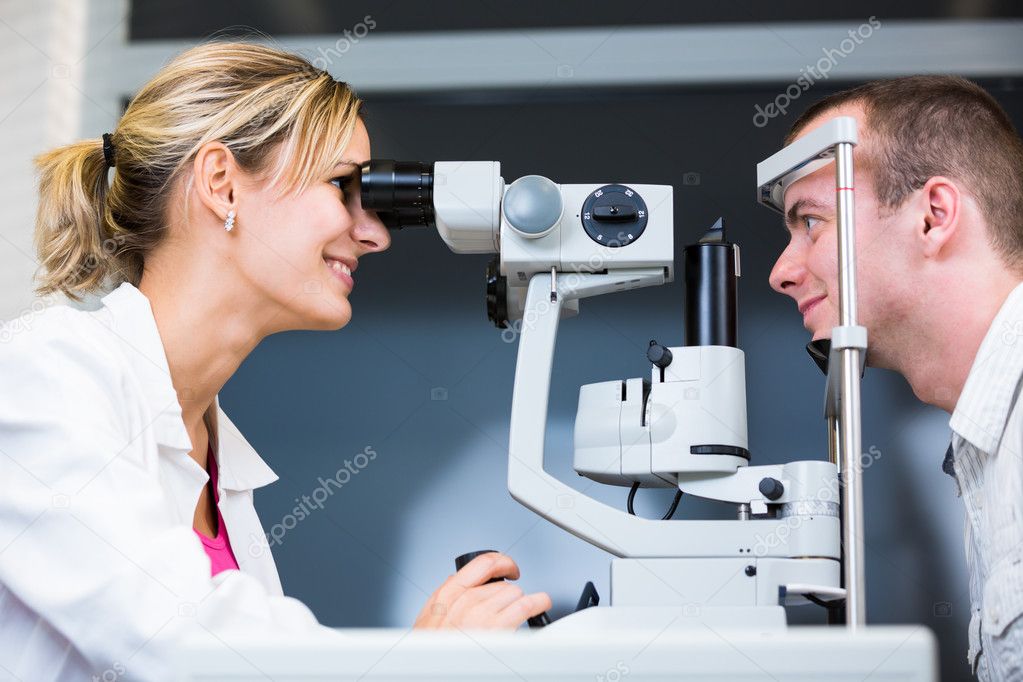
[502,175,563,239]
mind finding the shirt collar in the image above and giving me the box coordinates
[950,281,1023,453]
[95,281,278,491]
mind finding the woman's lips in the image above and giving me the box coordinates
[325,260,354,289]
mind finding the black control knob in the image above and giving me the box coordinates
[647,340,673,368]
[758,477,785,501]
[580,184,649,247]
[485,257,509,330]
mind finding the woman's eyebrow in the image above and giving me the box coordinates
[333,160,360,170]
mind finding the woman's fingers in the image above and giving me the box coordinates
[476,581,525,613]
[448,582,525,628]
[454,552,520,587]
[413,553,543,630]
[435,553,519,610]
[494,591,552,629]
[455,580,516,606]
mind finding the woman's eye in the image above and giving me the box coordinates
[803,216,822,234]
[329,175,353,196]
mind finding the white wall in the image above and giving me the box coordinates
[0,0,103,317]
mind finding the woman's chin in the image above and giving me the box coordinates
[304,301,352,331]
[325,308,352,331]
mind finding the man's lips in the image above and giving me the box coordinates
[799,295,826,317]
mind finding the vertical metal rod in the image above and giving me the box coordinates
[835,141,866,628]
[827,415,840,469]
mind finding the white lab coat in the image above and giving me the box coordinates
[0,282,334,681]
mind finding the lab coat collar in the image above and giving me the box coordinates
[97,281,279,491]
[950,281,1023,454]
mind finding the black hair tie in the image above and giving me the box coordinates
[102,133,116,168]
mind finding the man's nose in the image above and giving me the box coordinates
[769,244,805,296]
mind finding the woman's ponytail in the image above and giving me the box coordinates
[32,139,122,302]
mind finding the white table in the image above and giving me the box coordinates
[174,623,937,681]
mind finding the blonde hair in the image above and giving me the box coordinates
[32,41,362,301]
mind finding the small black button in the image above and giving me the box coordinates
[647,340,673,368]
[758,477,784,501]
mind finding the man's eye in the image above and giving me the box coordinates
[803,216,822,233]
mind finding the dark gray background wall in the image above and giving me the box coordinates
[216,80,1023,681]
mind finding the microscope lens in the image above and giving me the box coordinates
[360,159,435,229]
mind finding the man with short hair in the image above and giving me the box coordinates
[768,76,1023,681]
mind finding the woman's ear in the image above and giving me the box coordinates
[192,141,238,224]
[917,176,961,259]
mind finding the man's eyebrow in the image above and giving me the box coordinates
[785,198,830,228]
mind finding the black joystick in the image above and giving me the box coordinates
[454,550,551,627]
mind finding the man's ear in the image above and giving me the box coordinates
[192,141,237,224]
[917,176,961,259]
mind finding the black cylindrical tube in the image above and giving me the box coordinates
[360,159,435,229]
[683,222,738,347]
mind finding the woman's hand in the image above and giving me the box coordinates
[413,552,551,630]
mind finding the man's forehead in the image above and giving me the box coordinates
[782,103,868,212]
[791,102,866,143]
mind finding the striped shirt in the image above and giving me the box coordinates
[946,280,1023,681]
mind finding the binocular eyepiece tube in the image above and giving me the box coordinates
[359,159,435,229]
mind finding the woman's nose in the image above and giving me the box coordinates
[352,210,391,253]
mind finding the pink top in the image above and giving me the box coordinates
[194,444,240,576]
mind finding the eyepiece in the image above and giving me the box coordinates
[359,159,435,229]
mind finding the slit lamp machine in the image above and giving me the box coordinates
[358,116,869,632]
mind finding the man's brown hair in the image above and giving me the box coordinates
[787,76,1023,274]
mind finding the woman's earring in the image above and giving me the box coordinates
[224,210,235,232]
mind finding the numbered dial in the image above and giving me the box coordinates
[580,184,648,247]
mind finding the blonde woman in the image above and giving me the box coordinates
[0,41,551,681]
